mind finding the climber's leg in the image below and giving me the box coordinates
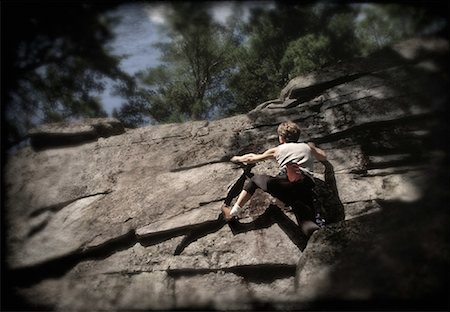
[222,174,272,221]
[299,220,320,237]
[265,175,320,237]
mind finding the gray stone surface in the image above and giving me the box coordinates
[295,198,448,307]
[29,117,125,150]
[174,272,251,310]
[4,37,448,310]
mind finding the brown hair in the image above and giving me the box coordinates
[277,121,301,143]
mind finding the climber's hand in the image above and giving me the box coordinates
[230,156,243,163]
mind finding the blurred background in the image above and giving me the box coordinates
[2,1,448,151]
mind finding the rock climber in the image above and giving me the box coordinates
[222,120,327,237]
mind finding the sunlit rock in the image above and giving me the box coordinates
[5,37,448,310]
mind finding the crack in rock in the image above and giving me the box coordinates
[29,191,113,218]
[9,203,309,288]
[170,158,231,172]
[310,112,437,145]
[167,264,297,283]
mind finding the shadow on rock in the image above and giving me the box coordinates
[229,204,310,251]
[314,160,345,224]
[174,217,228,255]
[173,161,346,255]
[296,167,449,311]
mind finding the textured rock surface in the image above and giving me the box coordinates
[4,37,448,310]
[28,117,125,150]
[295,196,449,309]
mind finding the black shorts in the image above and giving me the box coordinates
[244,172,316,222]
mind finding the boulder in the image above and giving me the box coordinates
[28,117,125,150]
[295,197,448,310]
[4,37,448,310]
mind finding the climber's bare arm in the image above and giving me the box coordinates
[231,147,277,165]
[308,142,327,161]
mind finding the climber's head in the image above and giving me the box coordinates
[277,121,301,144]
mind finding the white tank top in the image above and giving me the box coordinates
[275,142,314,178]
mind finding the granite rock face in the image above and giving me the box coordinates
[4,37,448,310]
[28,117,125,150]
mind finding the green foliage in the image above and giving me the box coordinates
[134,2,239,124]
[279,11,361,80]
[6,2,446,136]
[112,83,154,128]
[281,34,331,78]
[227,4,306,114]
[355,3,447,56]
[325,11,361,61]
[4,2,130,147]
[36,62,109,122]
[226,47,280,114]
[227,2,360,114]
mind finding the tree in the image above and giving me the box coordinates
[112,1,448,125]
[112,84,155,128]
[226,2,360,114]
[281,34,332,79]
[135,2,239,123]
[3,1,132,147]
[356,3,449,56]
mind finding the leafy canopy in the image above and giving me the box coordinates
[3,2,131,147]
